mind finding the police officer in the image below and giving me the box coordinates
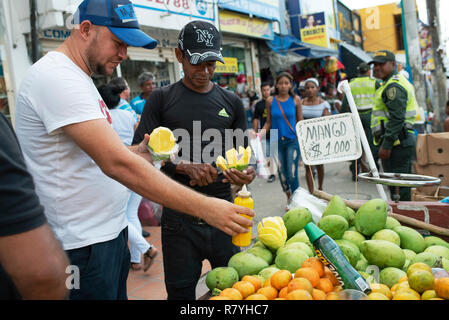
[342,62,379,180]
[369,50,418,201]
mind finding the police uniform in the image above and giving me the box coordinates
[370,51,418,201]
[341,63,379,180]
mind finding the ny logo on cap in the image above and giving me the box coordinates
[196,29,214,47]
[115,4,137,23]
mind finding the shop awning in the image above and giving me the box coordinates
[266,34,338,59]
[339,42,373,79]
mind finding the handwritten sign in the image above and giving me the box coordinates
[296,113,362,166]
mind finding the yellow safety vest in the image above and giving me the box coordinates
[371,73,418,146]
[349,76,377,112]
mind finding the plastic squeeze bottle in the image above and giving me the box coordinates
[304,222,371,294]
[232,185,254,247]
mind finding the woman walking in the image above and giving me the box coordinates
[301,78,331,193]
[261,72,303,204]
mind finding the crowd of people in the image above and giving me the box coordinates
[0,0,438,302]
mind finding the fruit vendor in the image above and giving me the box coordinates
[369,50,418,201]
[14,0,254,300]
[133,20,256,300]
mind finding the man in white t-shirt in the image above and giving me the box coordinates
[14,0,254,300]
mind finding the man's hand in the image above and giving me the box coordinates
[222,166,256,186]
[199,197,255,236]
[130,133,153,164]
[177,162,218,187]
[378,147,392,160]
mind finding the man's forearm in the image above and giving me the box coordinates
[107,152,208,218]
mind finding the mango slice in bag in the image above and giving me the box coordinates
[148,127,176,155]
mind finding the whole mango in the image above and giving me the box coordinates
[379,267,407,288]
[282,207,313,238]
[342,230,366,251]
[424,236,449,249]
[228,252,269,279]
[322,195,349,222]
[393,226,426,253]
[360,240,405,269]
[274,248,309,273]
[318,215,348,240]
[206,267,239,291]
[371,229,401,247]
[424,245,449,260]
[335,239,361,268]
[354,199,387,236]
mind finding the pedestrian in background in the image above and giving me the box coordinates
[261,72,303,204]
[252,82,276,183]
[370,50,418,201]
[109,77,139,123]
[98,83,158,272]
[301,78,331,193]
[130,71,156,115]
[341,62,379,180]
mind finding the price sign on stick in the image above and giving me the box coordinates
[296,113,362,166]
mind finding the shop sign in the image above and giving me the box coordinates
[215,57,238,74]
[299,0,338,40]
[337,1,354,44]
[40,29,71,41]
[219,11,274,40]
[217,0,280,22]
[132,0,216,29]
[299,12,330,48]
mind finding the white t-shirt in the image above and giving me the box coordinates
[14,51,128,250]
[110,108,136,146]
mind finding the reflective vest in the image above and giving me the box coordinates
[349,76,376,112]
[371,73,418,146]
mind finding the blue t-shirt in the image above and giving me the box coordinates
[118,98,139,122]
[271,96,297,140]
[130,94,146,115]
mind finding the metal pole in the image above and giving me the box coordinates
[402,0,427,113]
[29,0,38,63]
[427,0,447,132]
[339,80,388,201]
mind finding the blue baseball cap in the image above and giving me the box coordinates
[73,0,158,49]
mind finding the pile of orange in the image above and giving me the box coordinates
[210,257,343,300]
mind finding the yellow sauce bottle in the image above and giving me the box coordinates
[232,185,254,247]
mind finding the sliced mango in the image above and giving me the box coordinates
[226,148,238,169]
[148,127,176,154]
[216,156,228,171]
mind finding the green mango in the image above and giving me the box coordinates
[371,229,401,247]
[228,251,269,279]
[322,195,349,222]
[379,267,407,288]
[342,230,366,250]
[335,239,361,268]
[423,236,449,249]
[283,207,313,239]
[360,240,405,269]
[318,215,349,240]
[384,216,401,230]
[247,246,274,265]
[206,267,239,291]
[355,199,388,236]
[275,249,309,273]
[393,226,426,253]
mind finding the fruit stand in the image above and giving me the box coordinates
[201,193,449,301]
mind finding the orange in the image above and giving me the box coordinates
[326,292,340,300]
[294,267,320,287]
[274,298,287,300]
[316,278,334,294]
[301,257,325,277]
[232,281,255,299]
[286,289,313,300]
[278,287,289,299]
[219,288,243,300]
[434,277,449,299]
[324,267,340,286]
[242,275,262,292]
[270,270,292,290]
[332,286,343,293]
[312,289,327,300]
[263,277,272,287]
[210,296,232,300]
[257,286,278,300]
[287,277,313,294]
[245,293,268,300]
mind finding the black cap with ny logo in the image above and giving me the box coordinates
[178,20,225,65]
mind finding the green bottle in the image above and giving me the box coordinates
[304,222,371,294]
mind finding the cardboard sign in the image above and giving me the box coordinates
[296,113,362,166]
